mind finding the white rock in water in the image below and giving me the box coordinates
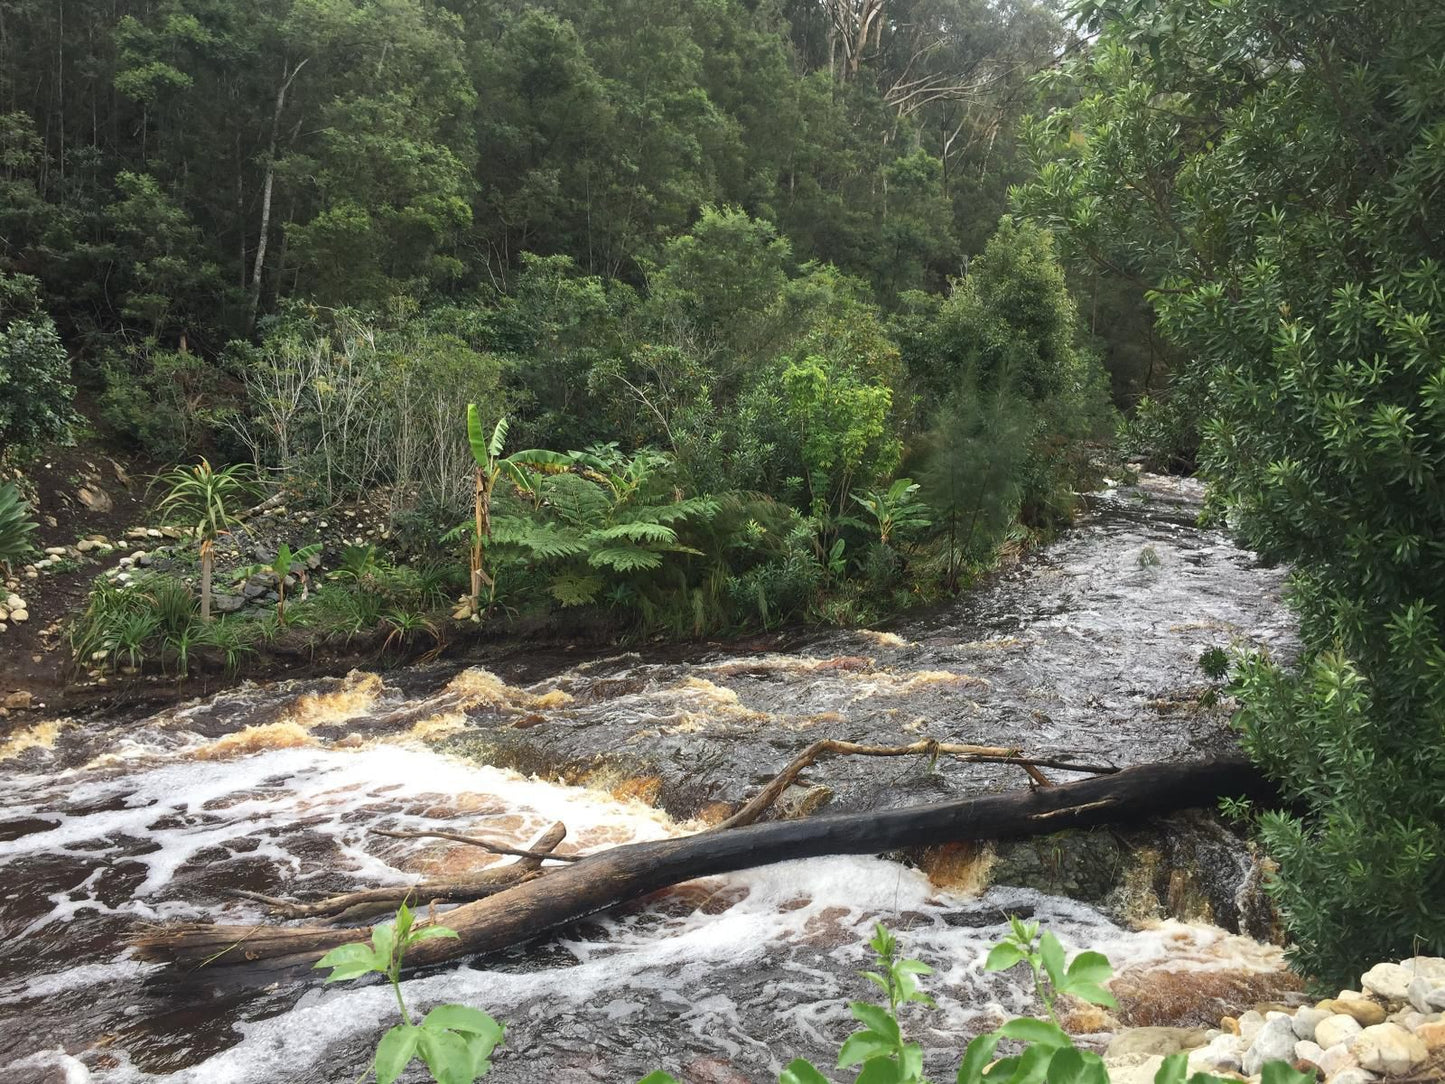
[1293,1006,1330,1041]
[1352,1022,1428,1075]
[1243,1015,1297,1075]
[1316,1013,1364,1049]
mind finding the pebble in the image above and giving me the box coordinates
[1329,1070,1377,1084]
[1315,1014,1364,1050]
[1187,1033,1244,1074]
[10,609,28,623]
[1351,1022,1428,1075]
[1292,1038,1324,1066]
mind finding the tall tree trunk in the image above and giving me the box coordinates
[247,58,308,333]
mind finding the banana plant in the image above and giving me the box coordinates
[463,406,571,614]
[234,541,321,625]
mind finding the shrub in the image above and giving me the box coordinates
[0,482,37,571]
[0,272,75,449]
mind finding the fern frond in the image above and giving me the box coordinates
[589,522,678,544]
[548,572,603,606]
[587,547,664,572]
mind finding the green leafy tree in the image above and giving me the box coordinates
[1015,0,1445,981]
[0,272,75,449]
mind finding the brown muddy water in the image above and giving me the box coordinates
[0,476,1301,1083]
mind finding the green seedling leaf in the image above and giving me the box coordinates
[370,922,397,968]
[1260,1062,1318,1084]
[956,1032,1001,1084]
[419,1026,476,1084]
[313,941,381,983]
[983,943,1025,971]
[1045,1047,1110,1084]
[779,1059,831,1084]
[638,1075,682,1084]
[856,1057,905,1084]
[423,1004,504,1045]
[375,1024,421,1084]
[1063,951,1113,988]
[394,901,415,944]
[839,1030,896,1067]
[1063,982,1118,1009]
[1000,1042,1051,1084]
[849,1003,902,1046]
[1038,932,1066,989]
[1152,1052,1188,1084]
[998,1017,1070,1049]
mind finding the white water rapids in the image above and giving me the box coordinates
[0,477,1301,1083]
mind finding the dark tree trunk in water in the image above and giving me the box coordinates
[133,757,1272,978]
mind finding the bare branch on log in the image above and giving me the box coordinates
[712,739,1109,830]
[221,822,567,920]
[370,828,582,863]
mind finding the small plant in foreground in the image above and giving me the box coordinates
[315,901,501,1084]
[1197,647,1229,682]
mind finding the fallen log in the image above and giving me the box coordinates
[133,756,1272,976]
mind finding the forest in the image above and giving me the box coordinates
[0,0,1442,1082]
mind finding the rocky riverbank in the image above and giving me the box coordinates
[1104,956,1445,1083]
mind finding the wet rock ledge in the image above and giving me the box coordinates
[1104,955,1445,1083]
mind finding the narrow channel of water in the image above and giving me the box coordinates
[0,476,1300,1083]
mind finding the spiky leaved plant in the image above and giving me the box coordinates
[0,482,37,572]
[155,459,260,623]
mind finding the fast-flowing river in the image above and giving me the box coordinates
[0,476,1302,1083]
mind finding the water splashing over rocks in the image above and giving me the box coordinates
[0,477,1302,1082]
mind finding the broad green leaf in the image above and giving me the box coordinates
[900,1042,924,1081]
[423,1004,503,1045]
[856,1057,904,1084]
[318,959,381,984]
[998,1017,1069,1049]
[370,922,397,967]
[314,942,381,982]
[488,417,509,460]
[999,1042,1050,1084]
[375,1024,420,1084]
[983,943,1025,972]
[895,959,933,975]
[637,1074,682,1084]
[848,1003,902,1046]
[1038,932,1065,989]
[956,1032,1001,1084]
[1063,951,1113,988]
[838,1030,895,1067]
[1044,1047,1109,1084]
[1064,982,1118,1009]
[1259,1062,1317,1084]
[466,404,489,468]
[419,1026,475,1084]
[1152,1052,1188,1084]
[779,1060,831,1084]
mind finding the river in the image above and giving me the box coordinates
[0,475,1301,1083]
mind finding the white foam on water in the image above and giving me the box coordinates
[110,854,1284,1084]
[0,743,682,929]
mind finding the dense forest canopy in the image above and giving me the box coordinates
[2,0,1442,999]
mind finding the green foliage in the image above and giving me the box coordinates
[1016,0,1445,982]
[0,482,38,571]
[849,480,931,547]
[1198,647,1230,682]
[315,902,499,1084]
[234,543,321,625]
[155,459,259,545]
[0,273,75,450]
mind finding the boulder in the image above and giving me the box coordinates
[1243,1015,1297,1075]
[1187,1033,1245,1075]
[1237,1010,1266,1042]
[1293,1006,1331,1041]
[1361,963,1413,1004]
[1316,1041,1356,1077]
[1350,1022,1428,1075]
[1293,1039,1325,1067]
[1315,1014,1364,1050]
[1414,1020,1445,1052]
[1408,976,1445,1013]
[211,593,246,615]
[1105,1027,1209,1068]
[1320,997,1386,1027]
